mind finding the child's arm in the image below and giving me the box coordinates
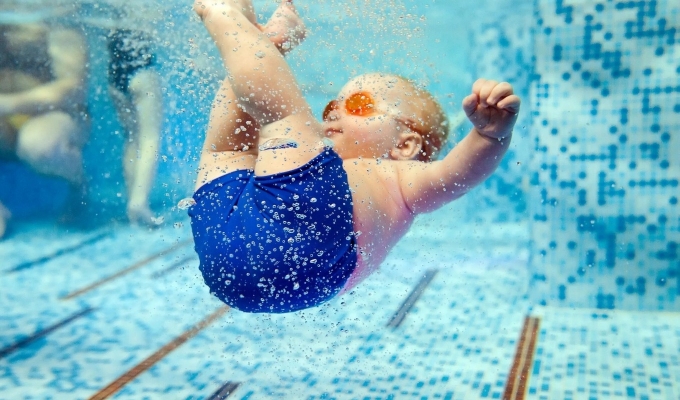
[396,79,520,214]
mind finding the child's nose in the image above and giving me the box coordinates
[324,109,340,121]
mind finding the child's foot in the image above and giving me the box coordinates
[259,0,307,55]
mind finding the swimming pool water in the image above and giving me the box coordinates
[2,0,680,398]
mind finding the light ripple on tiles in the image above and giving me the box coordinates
[326,264,530,400]
[113,268,416,399]
[0,303,85,350]
[0,223,109,268]
[0,230,193,365]
[0,258,218,399]
[220,240,530,399]
[2,218,531,399]
[1,225,192,304]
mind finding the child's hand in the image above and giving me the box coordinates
[462,79,520,139]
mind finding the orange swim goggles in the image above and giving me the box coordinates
[323,91,377,121]
[322,91,427,136]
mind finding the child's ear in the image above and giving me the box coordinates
[390,132,423,160]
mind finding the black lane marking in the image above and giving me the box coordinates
[207,381,241,399]
[61,239,192,300]
[89,306,229,400]
[5,231,111,273]
[502,316,541,400]
[0,307,94,359]
[386,269,438,328]
[149,254,196,279]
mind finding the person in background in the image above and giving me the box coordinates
[0,20,89,239]
[106,25,163,226]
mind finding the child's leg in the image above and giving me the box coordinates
[194,1,305,188]
[195,75,260,189]
[196,0,324,177]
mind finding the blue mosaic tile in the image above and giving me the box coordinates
[529,306,680,400]
[528,0,680,310]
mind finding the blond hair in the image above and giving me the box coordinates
[390,75,450,162]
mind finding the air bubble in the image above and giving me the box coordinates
[177,198,196,210]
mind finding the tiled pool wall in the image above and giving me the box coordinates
[527,0,680,311]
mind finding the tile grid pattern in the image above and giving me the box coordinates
[528,306,680,400]
[2,221,680,398]
[528,0,680,310]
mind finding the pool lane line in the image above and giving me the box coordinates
[89,305,230,400]
[386,269,438,328]
[60,239,192,300]
[502,316,540,400]
[207,381,241,400]
[149,254,197,279]
[5,231,111,273]
[0,307,94,359]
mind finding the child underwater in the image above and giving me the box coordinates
[185,0,521,313]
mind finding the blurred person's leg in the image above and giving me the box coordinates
[109,69,162,226]
[0,201,9,239]
[107,28,162,227]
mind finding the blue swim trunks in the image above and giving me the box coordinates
[188,148,357,313]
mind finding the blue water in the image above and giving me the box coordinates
[2,0,680,399]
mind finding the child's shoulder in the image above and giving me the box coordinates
[342,157,429,186]
[342,157,419,210]
[342,157,400,180]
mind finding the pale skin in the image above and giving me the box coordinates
[193,0,520,290]
[109,65,163,226]
[0,24,88,238]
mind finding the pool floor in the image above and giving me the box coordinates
[1,219,678,399]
